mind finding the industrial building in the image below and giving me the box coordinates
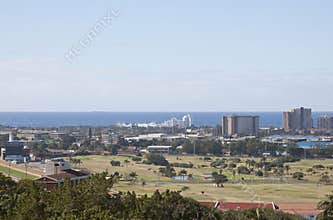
[1,141,30,163]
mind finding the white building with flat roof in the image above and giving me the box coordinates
[146,146,172,154]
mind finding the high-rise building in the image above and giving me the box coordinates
[222,115,259,137]
[317,115,333,130]
[182,114,192,128]
[283,107,313,131]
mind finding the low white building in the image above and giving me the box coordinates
[146,146,173,154]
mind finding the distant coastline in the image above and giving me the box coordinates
[0,112,332,128]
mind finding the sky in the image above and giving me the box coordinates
[1,1,333,112]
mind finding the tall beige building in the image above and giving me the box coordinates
[283,107,312,131]
[222,115,259,137]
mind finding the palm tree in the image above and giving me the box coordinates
[318,193,333,219]
[284,165,290,175]
[77,159,82,167]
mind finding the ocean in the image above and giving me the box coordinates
[0,112,331,128]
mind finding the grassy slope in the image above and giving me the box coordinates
[0,164,37,180]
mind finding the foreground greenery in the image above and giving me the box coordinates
[0,173,305,220]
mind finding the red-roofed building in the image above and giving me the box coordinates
[200,201,278,211]
[200,201,320,220]
[36,169,90,190]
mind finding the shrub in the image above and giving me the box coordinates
[144,154,169,166]
[110,160,121,166]
[132,157,142,162]
[255,170,264,177]
[237,166,251,175]
[159,166,176,178]
[228,163,237,168]
[181,186,190,191]
[210,159,227,168]
[203,157,212,161]
[292,172,304,180]
[313,164,325,170]
[171,163,193,168]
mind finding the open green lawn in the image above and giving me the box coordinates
[72,154,333,203]
[113,182,331,204]
[0,164,37,180]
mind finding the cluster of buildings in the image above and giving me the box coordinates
[117,114,192,129]
[36,158,90,190]
[161,114,192,128]
[221,107,333,138]
[283,107,333,132]
[282,107,313,132]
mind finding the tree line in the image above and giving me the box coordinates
[0,172,308,220]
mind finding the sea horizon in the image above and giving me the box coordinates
[0,111,332,128]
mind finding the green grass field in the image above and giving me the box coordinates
[0,164,37,180]
[72,154,333,204]
[113,182,331,203]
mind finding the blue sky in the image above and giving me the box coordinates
[1,1,333,111]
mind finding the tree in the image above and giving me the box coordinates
[144,154,169,166]
[284,165,290,175]
[319,175,331,184]
[0,171,304,220]
[292,172,304,180]
[128,172,138,183]
[181,186,190,192]
[178,169,188,181]
[237,166,251,175]
[255,170,264,177]
[211,171,228,187]
[318,192,333,219]
[110,160,121,166]
[159,166,176,178]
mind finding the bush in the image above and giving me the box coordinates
[110,160,121,166]
[210,159,227,168]
[255,170,264,177]
[319,175,331,184]
[132,156,142,162]
[171,163,193,168]
[313,164,325,170]
[228,163,237,168]
[292,172,304,180]
[181,186,190,191]
[229,158,241,163]
[144,154,169,166]
[237,166,251,175]
[211,172,228,187]
[203,157,212,161]
[159,166,176,178]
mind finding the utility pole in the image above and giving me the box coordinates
[8,162,11,178]
[193,140,196,155]
[25,162,28,179]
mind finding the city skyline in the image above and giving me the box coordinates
[1,1,333,111]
